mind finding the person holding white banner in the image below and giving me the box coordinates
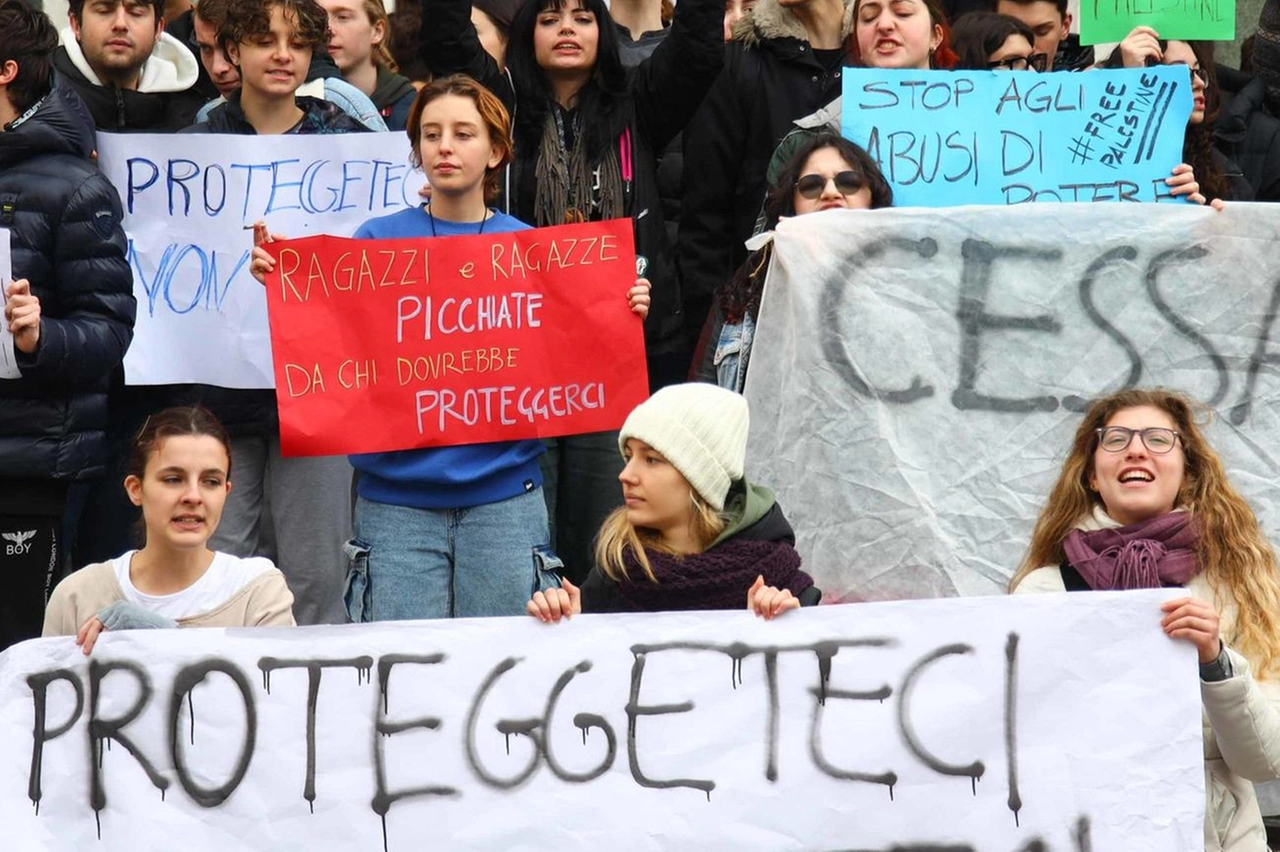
[43,406,295,654]
[1012,388,1280,852]
[183,0,369,626]
[527,383,817,620]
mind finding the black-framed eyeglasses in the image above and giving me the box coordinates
[1190,65,1207,82]
[795,171,865,199]
[1094,426,1181,454]
[987,53,1047,72]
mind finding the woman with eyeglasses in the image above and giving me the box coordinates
[694,132,892,392]
[1108,30,1255,204]
[1010,388,1280,852]
[949,11,1046,72]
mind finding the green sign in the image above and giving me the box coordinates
[1078,0,1235,44]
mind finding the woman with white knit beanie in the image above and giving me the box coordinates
[527,384,817,621]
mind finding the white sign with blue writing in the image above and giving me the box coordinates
[96,132,424,388]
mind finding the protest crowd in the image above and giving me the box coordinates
[5,0,1280,845]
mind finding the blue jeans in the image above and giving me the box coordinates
[540,431,624,585]
[344,488,559,621]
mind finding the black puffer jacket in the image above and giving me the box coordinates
[421,0,723,368]
[677,0,851,339]
[0,85,135,486]
[1215,65,1280,202]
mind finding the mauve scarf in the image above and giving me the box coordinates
[613,539,812,612]
[1062,511,1199,590]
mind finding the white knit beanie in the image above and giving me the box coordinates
[617,384,750,511]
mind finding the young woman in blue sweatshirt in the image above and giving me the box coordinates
[252,74,649,620]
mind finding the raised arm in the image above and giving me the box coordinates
[419,0,513,106]
[629,0,724,151]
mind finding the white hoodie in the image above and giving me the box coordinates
[58,26,199,93]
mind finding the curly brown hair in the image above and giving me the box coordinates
[1013,388,1280,676]
[218,0,331,60]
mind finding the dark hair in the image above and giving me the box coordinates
[720,133,893,324]
[473,0,522,36]
[1103,38,1230,201]
[219,0,330,59]
[504,0,627,162]
[127,407,233,481]
[985,0,1066,19]
[193,0,232,28]
[1179,40,1230,202]
[950,11,1034,70]
[387,0,431,83]
[406,73,515,203]
[851,0,959,69]
[0,0,57,115]
[69,0,165,25]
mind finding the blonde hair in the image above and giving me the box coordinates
[594,492,726,584]
[361,0,398,71]
[1013,388,1280,676]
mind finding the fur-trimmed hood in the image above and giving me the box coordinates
[730,0,854,46]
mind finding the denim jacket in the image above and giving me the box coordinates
[712,312,756,393]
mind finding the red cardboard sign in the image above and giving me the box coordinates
[264,218,649,456]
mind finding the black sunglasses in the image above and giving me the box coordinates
[795,170,865,199]
[987,53,1048,72]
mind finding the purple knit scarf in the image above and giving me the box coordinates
[1062,511,1200,591]
[613,539,813,613]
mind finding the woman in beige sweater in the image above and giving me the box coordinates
[43,407,295,653]
[1011,388,1280,852]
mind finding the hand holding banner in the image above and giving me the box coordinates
[264,218,649,456]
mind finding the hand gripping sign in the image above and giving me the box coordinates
[263,218,649,456]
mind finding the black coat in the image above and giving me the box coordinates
[0,85,135,493]
[1215,65,1280,202]
[52,46,205,132]
[677,0,850,334]
[420,0,723,362]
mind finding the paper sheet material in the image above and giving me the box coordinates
[743,202,1280,602]
[0,592,1202,851]
[95,131,424,389]
[0,228,18,379]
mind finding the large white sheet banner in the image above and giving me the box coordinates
[0,594,1201,851]
[96,131,422,388]
[744,203,1280,602]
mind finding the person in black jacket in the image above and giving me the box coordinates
[174,0,365,627]
[0,0,135,650]
[420,0,722,582]
[1216,61,1280,202]
[676,0,850,362]
[53,0,206,132]
[526,383,818,619]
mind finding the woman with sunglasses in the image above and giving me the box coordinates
[1011,388,1280,852]
[694,132,892,392]
[950,11,1046,72]
[1108,30,1254,204]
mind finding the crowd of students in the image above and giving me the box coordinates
[5,0,1280,844]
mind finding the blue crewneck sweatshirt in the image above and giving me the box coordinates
[349,205,545,509]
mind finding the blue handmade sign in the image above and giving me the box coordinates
[840,67,1192,207]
